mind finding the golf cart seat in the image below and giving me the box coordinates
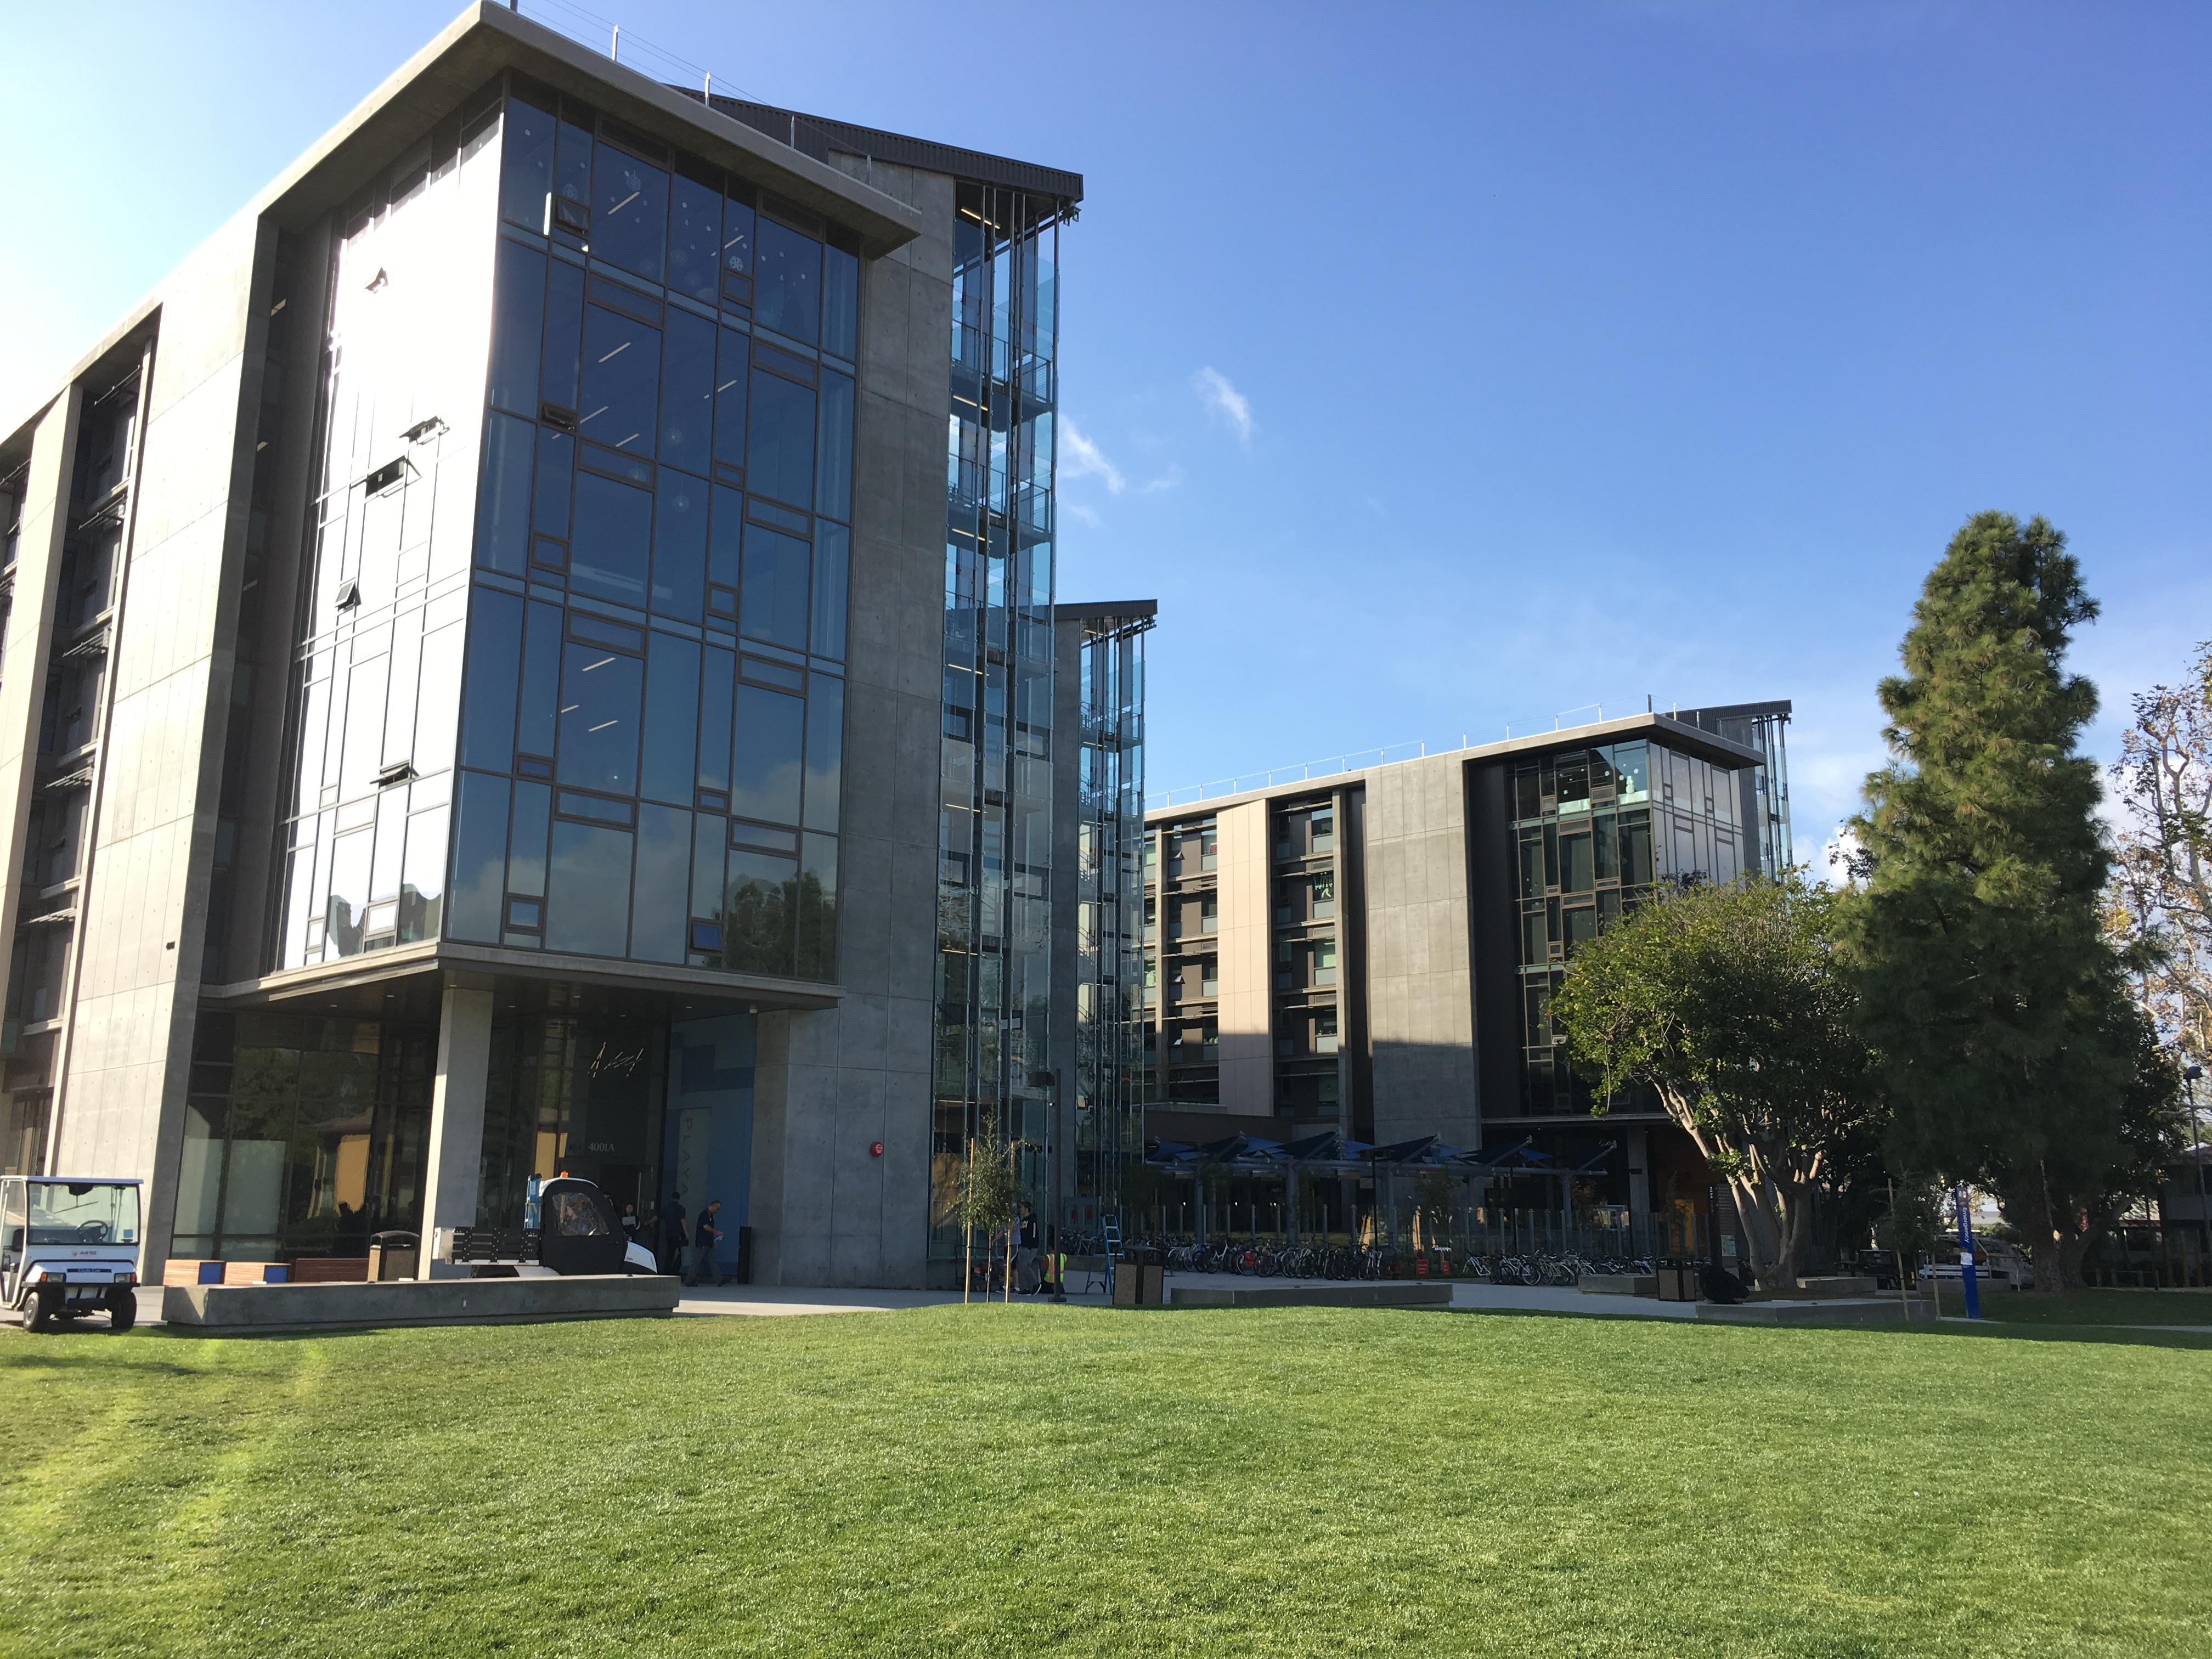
[536,1177,628,1277]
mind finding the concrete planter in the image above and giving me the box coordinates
[1578,1272,1660,1297]
[161,1273,679,1335]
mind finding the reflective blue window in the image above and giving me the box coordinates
[544,260,586,411]
[558,644,642,795]
[554,119,593,233]
[641,634,701,804]
[488,240,546,415]
[699,647,735,795]
[811,523,849,661]
[533,428,573,541]
[460,589,523,768]
[510,780,551,896]
[797,832,839,980]
[659,309,716,473]
[747,371,815,508]
[579,306,661,454]
[754,218,821,344]
[803,675,842,833]
[667,172,723,303]
[547,821,631,955]
[475,413,534,574]
[724,849,797,974]
[722,195,754,276]
[713,326,749,473]
[518,601,562,762]
[651,475,706,622]
[593,145,668,281]
[692,815,725,928]
[500,97,556,229]
[570,471,651,608]
[449,771,511,942]
[632,804,691,963]
[731,684,804,826]
[816,369,853,522]
[741,524,809,651]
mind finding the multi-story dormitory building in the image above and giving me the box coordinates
[0,2,1153,1290]
[1138,704,1792,1239]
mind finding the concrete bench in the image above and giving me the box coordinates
[1578,1272,1660,1297]
[1169,1284,1451,1309]
[161,1273,678,1334]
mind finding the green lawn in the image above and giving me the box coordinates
[3,1306,2208,1658]
[1962,1287,2212,1328]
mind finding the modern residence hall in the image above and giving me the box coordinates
[1138,703,1793,1249]
[0,2,1150,1290]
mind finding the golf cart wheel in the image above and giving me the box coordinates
[106,1286,137,1333]
[25,1290,59,1333]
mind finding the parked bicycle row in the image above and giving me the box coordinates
[1081,1232,1658,1285]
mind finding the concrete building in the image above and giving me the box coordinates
[0,3,1142,1289]
[1137,704,1792,1240]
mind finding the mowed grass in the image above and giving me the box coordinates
[1963,1287,2212,1328]
[3,1306,2208,1658]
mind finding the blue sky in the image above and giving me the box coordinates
[7,1,2208,857]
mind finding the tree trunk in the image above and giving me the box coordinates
[963,1224,972,1305]
[2002,1173,2070,1296]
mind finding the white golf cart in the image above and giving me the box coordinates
[2,1176,142,1333]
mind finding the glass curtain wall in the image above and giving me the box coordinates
[282,78,855,983]
[1509,740,1749,1115]
[929,186,1062,1257]
[277,86,505,970]
[172,1012,436,1262]
[1072,614,1148,1221]
[1734,711,1793,876]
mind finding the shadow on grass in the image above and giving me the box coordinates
[1425,1303,2212,1352]
[0,1341,212,1378]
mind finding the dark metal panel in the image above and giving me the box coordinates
[1465,759,1521,1130]
[704,95,1084,205]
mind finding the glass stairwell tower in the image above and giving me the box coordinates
[930,187,1064,1266]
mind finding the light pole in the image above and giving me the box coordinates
[2185,1064,2205,1273]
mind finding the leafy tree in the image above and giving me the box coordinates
[1873,1175,1947,1279]
[1551,872,1879,1289]
[1837,512,2177,1292]
[2108,640,2212,1067]
[945,1125,1017,1306]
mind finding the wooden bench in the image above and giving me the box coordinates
[286,1257,370,1284]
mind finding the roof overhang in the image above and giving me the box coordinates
[256,2,926,257]
[204,940,843,1013]
[1144,710,1773,825]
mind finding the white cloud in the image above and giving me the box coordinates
[1193,366,1252,442]
[1058,417,1125,493]
[1064,502,1103,528]
[1141,465,1183,495]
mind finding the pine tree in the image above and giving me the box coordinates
[1839,512,2172,1291]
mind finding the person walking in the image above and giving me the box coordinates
[619,1202,641,1245]
[660,1200,688,1277]
[1016,1201,1041,1294]
[690,1199,726,1288]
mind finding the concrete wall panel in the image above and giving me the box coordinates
[1216,798,1271,1116]
[746,160,952,1288]
[1363,754,1479,1146]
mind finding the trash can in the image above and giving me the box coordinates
[368,1230,420,1282]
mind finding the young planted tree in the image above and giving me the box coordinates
[946,1124,1017,1306]
[1550,872,1878,1289]
[1838,512,2177,1293]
